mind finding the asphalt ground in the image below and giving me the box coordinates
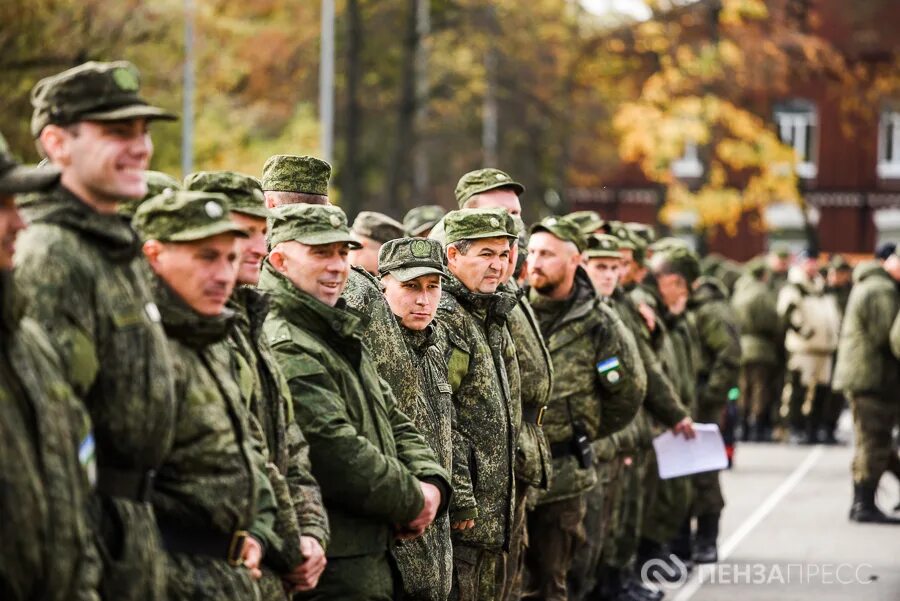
[655,414,900,601]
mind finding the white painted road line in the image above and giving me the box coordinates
[671,445,826,601]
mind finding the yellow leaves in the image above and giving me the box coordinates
[719,0,768,26]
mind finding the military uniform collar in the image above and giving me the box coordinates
[399,318,437,353]
[18,183,141,261]
[443,272,516,320]
[259,261,364,340]
[152,274,233,349]
[227,285,271,339]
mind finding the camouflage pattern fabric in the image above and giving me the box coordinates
[260,155,331,194]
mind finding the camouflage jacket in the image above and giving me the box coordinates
[259,263,451,558]
[731,275,781,365]
[502,281,553,490]
[833,262,900,395]
[227,287,329,557]
[438,274,518,551]
[149,277,279,561]
[689,277,742,422]
[392,321,454,601]
[528,269,646,504]
[890,308,900,361]
[15,184,176,601]
[0,272,100,601]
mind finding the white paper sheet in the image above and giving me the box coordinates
[652,423,729,479]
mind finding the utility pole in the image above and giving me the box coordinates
[182,0,195,176]
[320,0,336,164]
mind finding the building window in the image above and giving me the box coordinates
[774,100,817,179]
[672,141,703,179]
[877,109,900,179]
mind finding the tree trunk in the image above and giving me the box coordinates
[386,0,419,215]
[342,0,363,217]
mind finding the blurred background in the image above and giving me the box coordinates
[2,0,899,258]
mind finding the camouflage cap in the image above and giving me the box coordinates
[625,222,656,246]
[530,215,586,252]
[610,225,637,251]
[510,214,529,252]
[30,61,176,137]
[584,234,622,259]
[267,203,361,249]
[444,208,517,246]
[650,246,701,285]
[744,257,769,278]
[403,204,446,236]
[261,155,330,194]
[829,253,852,271]
[649,236,691,254]
[566,210,606,235]
[378,237,447,282]
[0,130,59,194]
[454,168,525,208]
[184,171,269,219]
[351,211,405,244]
[118,170,182,218]
[133,190,248,243]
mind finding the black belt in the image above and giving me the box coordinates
[522,405,547,427]
[158,517,248,566]
[97,466,155,502]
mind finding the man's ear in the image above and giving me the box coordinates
[269,245,286,272]
[142,239,162,267]
[39,125,70,167]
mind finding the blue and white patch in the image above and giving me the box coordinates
[597,357,622,385]
[79,433,97,487]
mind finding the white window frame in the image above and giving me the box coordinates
[877,109,900,179]
[774,101,818,179]
[672,140,703,178]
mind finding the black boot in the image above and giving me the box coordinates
[621,568,665,601]
[693,514,719,564]
[849,484,900,524]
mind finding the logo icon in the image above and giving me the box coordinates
[411,239,431,258]
[112,67,140,92]
[640,554,689,593]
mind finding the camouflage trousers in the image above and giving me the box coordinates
[394,515,453,601]
[642,463,692,547]
[165,553,261,600]
[497,485,529,601]
[849,393,900,486]
[739,362,779,429]
[568,461,616,601]
[691,467,725,518]
[603,451,652,569]
[296,552,396,601]
[450,544,501,601]
[523,494,586,601]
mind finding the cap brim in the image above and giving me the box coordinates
[232,206,272,219]
[0,164,60,194]
[166,222,249,242]
[294,230,363,249]
[81,104,177,123]
[386,265,447,282]
[584,250,622,259]
[407,222,437,236]
[447,230,516,246]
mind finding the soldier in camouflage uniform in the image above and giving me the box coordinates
[405,204,447,238]
[133,190,282,598]
[0,132,101,601]
[833,255,900,523]
[525,217,646,601]
[379,237,456,601]
[436,208,520,601]
[454,169,553,601]
[585,233,694,601]
[350,210,405,274]
[650,247,741,564]
[119,170,181,218]
[185,171,329,595]
[259,203,451,600]
[15,61,178,601]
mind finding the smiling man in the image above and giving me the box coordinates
[14,60,178,601]
[185,171,330,596]
[133,190,280,600]
[259,203,450,601]
[435,208,520,601]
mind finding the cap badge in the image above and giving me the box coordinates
[495,173,508,181]
[489,217,500,228]
[112,67,140,92]
[329,214,343,227]
[411,239,431,258]
[204,201,224,219]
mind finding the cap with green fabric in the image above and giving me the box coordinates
[650,246,701,285]
[610,226,637,251]
[530,215,586,252]
[403,205,446,236]
[649,236,691,254]
[30,61,176,137]
[744,257,768,278]
[133,190,248,242]
[378,237,447,282]
[0,131,59,194]
[184,170,269,218]
[829,253,851,271]
[454,168,525,208]
[261,155,330,194]
[118,170,182,218]
[566,210,605,235]
[352,211,405,244]
[444,208,517,246]
[625,222,656,246]
[584,234,622,259]
[267,203,361,249]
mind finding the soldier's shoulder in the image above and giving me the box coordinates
[16,222,93,270]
